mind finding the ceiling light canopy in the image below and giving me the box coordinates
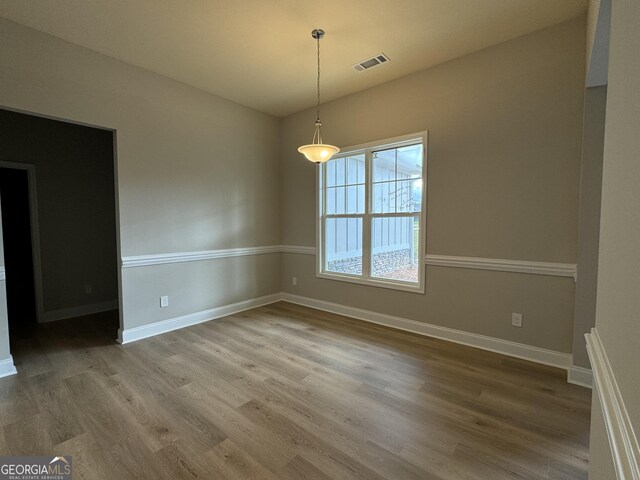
[298,29,339,164]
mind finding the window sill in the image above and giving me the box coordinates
[316,271,425,294]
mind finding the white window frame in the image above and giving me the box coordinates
[316,131,428,293]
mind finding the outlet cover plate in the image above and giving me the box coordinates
[511,313,523,327]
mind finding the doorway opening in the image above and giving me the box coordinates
[0,108,120,362]
[0,168,37,334]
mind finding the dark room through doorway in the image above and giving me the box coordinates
[0,108,120,357]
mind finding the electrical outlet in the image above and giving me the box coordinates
[84,284,93,294]
[511,313,523,327]
[160,295,169,308]
[292,276,297,286]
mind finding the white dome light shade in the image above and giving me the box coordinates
[298,143,340,164]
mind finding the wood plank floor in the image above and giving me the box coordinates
[0,302,591,479]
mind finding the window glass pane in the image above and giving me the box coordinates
[396,179,422,212]
[327,186,361,215]
[371,216,420,283]
[326,186,336,214]
[334,186,346,214]
[358,157,366,184]
[347,155,365,185]
[335,157,346,186]
[325,218,363,275]
[373,143,422,183]
[372,181,397,213]
[325,216,336,254]
[397,144,423,179]
[326,160,337,187]
[346,185,365,214]
[373,148,396,182]
[372,182,383,213]
[372,180,408,213]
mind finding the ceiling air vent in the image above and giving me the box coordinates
[352,53,390,72]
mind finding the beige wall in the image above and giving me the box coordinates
[572,86,607,368]
[123,254,280,329]
[588,388,616,479]
[0,109,118,313]
[280,18,585,354]
[586,0,602,72]
[589,0,640,476]
[585,0,611,87]
[0,18,281,337]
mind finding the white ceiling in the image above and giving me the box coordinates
[0,0,587,117]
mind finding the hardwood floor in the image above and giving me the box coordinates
[0,302,591,479]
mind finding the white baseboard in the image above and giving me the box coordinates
[280,293,572,371]
[568,365,593,388]
[42,300,119,323]
[118,293,281,344]
[586,328,640,480]
[0,355,17,378]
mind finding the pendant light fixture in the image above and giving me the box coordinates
[298,29,340,164]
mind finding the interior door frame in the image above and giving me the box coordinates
[0,160,45,323]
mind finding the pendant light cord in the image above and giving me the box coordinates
[316,34,321,123]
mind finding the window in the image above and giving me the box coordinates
[317,132,427,292]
